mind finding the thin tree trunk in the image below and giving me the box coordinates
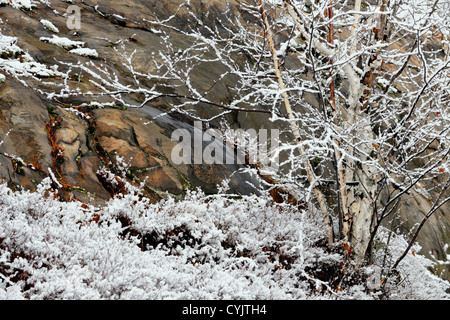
[258,0,334,243]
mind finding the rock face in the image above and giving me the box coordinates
[0,0,448,279]
[0,1,262,205]
[0,77,260,204]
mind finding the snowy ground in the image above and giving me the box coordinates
[0,177,448,300]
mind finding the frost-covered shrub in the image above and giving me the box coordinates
[0,178,448,300]
[370,228,450,300]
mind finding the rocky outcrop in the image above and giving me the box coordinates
[0,1,263,204]
[0,76,260,204]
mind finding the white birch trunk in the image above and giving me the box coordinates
[284,0,379,260]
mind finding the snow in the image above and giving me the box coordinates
[0,34,22,55]
[0,0,36,10]
[39,36,98,58]
[40,35,85,50]
[0,34,63,79]
[69,48,99,58]
[373,228,450,300]
[0,179,316,299]
[40,19,59,33]
[0,177,448,300]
